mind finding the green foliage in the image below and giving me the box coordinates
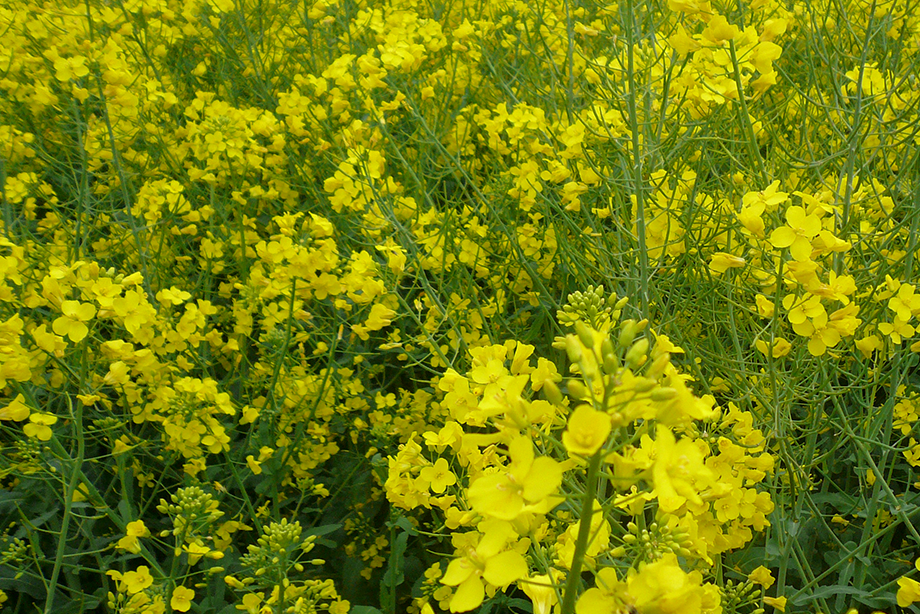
[0,0,919,612]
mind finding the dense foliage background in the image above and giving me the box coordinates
[1,0,920,612]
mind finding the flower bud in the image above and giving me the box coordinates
[603,351,620,374]
[651,387,677,401]
[625,338,649,369]
[565,336,584,362]
[566,380,588,399]
[543,380,564,405]
[575,320,594,348]
[619,320,638,348]
[646,352,671,378]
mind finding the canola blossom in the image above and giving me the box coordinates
[1,0,920,612]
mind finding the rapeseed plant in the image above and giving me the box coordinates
[1,0,920,611]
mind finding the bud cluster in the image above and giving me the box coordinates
[157,485,223,538]
[619,521,694,562]
[239,519,322,586]
[721,579,765,614]
[557,285,626,330]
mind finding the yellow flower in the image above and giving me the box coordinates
[763,596,787,612]
[748,565,775,589]
[627,554,712,614]
[667,23,701,57]
[769,206,822,261]
[183,540,212,565]
[521,572,562,614]
[467,436,562,520]
[418,458,457,494]
[441,520,528,612]
[121,565,154,594]
[576,567,626,614]
[754,338,791,358]
[117,520,151,553]
[651,426,713,513]
[0,394,30,421]
[52,299,96,342]
[23,412,57,441]
[563,405,611,457]
[898,577,920,607]
[238,592,263,613]
[855,334,883,358]
[170,586,194,612]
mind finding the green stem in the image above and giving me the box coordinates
[560,452,604,614]
[44,397,84,614]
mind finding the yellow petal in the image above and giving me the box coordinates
[482,550,527,587]
[450,576,485,613]
[442,557,475,587]
[523,457,562,502]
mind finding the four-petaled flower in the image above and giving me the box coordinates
[467,436,562,520]
[418,457,457,494]
[769,206,822,261]
[170,586,195,612]
[52,300,96,342]
[563,405,611,457]
[441,520,528,612]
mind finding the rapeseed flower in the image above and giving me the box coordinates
[441,520,528,612]
[117,520,151,554]
[467,436,562,520]
[652,426,713,513]
[563,405,611,457]
[769,206,822,261]
[170,586,194,612]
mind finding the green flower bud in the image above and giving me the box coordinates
[651,387,677,401]
[567,380,588,399]
[619,320,638,348]
[625,338,649,369]
[544,380,564,405]
[575,320,594,348]
[566,336,584,362]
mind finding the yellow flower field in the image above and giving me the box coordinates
[1,0,919,612]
